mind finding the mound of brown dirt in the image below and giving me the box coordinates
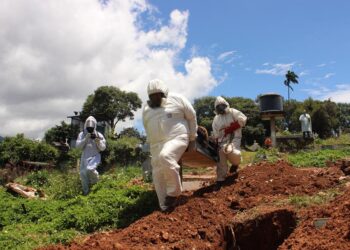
[279,188,350,250]
[42,161,344,250]
[197,161,342,210]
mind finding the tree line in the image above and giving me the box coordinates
[44,85,350,148]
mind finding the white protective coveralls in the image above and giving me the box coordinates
[142,79,197,211]
[299,113,312,132]
[76,116,106,195]
[212,96,247,181]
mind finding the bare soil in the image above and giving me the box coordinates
[42,160,349,250]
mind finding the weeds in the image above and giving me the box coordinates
[0,167,158,250]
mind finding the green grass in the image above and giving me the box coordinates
[241,151,257,165]
[0,167,158,250]
[252,148,283,164]
[315,134,350,146]
[287,147,350,167]
[286,188,341,208]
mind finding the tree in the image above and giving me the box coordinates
[284,70,299,102]
[118,127,146,142]
[193,96,216,132]
[312,106,332,138]
[81,86,142,136]
[44,121,79,145]
[338,103,350,130]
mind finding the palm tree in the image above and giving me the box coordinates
[284,70,299,102]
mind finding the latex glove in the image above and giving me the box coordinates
[223,121,241,136]
[187,140,196,152]
[85,133,91,139]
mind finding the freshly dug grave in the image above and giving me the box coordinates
[42,161,343,250]
[279,188,350,250]
[224,207,297,250]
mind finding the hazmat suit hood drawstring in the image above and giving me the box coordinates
[84,116,97,132]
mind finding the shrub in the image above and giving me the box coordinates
[0,134,59,165]
[45,172,82,200]
[104,137,144,167]
[66,148,82,169]
[26,170,50,187]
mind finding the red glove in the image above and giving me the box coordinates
[223,121,241,136]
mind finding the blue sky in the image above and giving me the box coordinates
[1,0,348,138]
[150,0,350,102]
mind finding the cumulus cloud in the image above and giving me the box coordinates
[0,0,217,138]
[302,83,350,103]
[255,63,295,76]
[321,84,350,103]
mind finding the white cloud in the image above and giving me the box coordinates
[255,63,295,76]
[324,73,335,79]
[217,50,236,61]
[317,63,327,67]
[302,83,350,103]
[299,71,308,76]
[321,84,350,103]
[302,85,330,97]
[0,0,217,138]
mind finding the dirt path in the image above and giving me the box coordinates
[42,161,347,250]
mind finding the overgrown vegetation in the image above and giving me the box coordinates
[0,134,58,165]
[0,167,158,250]
[103,136,147,167]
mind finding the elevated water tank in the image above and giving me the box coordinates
[259,93,284,113]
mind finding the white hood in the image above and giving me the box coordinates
[147,79,169,97]
[214,96,230,108]
[84,116,97,131]
[214,96,230,114]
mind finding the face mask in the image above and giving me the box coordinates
[149,93,165,108]
[86,127,94,133]
[216,104,227,114]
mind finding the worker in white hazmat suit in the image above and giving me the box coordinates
[76,116,106,195]
[212,96,247,189]
[142,79,197,212]
[299,110,312,139]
